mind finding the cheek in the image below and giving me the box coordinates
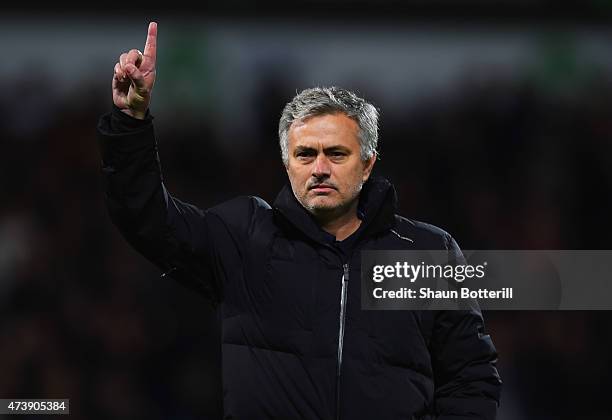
[287,167,308,190]
[339,166,364,189]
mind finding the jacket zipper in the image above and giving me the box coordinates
[336,263,349,420]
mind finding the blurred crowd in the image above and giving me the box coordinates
[1,48,612,420]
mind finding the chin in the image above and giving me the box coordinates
[306,198,342,213]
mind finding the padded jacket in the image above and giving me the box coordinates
[97,108,502,420]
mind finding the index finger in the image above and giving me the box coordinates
[143,21,157,64]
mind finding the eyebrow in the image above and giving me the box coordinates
[294,145,351,154]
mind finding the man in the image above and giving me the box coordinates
[97,22,502,419]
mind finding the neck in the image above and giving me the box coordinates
[314,200,362,241]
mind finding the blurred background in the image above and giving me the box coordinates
[2,3,612,419]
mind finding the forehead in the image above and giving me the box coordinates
[288,113,360,149]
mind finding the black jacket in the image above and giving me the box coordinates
[97,107,502,420]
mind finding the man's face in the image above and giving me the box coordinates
[285,112,375,218]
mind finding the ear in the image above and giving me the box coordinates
[362,154,376,183]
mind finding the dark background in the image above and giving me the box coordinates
[2,3,612,419]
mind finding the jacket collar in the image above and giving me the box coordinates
[272,175,398,245]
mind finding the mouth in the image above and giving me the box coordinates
[309,184,336,194]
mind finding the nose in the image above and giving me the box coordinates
[311,154,331,179]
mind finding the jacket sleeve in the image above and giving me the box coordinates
[96,108,229,304]
[431,235,502,419]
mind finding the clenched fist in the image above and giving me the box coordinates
[112,22,157,120]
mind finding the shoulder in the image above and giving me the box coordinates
[207,195,273,234]
[393,215,458,250]
[209,195,271,215]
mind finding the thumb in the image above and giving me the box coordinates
[125,63,148,94]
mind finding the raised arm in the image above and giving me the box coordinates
[97,22,224,302]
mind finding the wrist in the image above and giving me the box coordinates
[121,108,147,120]
[110,104,153,132]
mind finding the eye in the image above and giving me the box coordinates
[296,150,315,160]
[329,151,347,159]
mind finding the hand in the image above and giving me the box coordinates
[112,21,157,119]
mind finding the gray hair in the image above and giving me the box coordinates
[278,86,379,165]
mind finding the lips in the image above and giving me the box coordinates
[309,184,336,194]
[309,184,335,190]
